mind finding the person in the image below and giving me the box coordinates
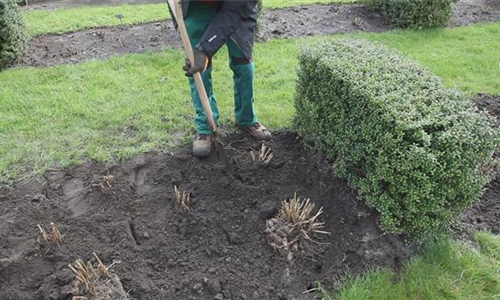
[170,0,272,157]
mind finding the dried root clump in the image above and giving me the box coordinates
[95,31,106,40]
[92,174,114,191]
[174,185,191,212]
[265,194,330,261]
[250,143,274,166]
[38,222,64,245]
[352,17,364,27]
[69,253,130,300]
[101,175,114,189]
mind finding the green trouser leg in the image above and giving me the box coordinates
[185,2,219,134]
[185,2,257,133]
[187,68,219,135]
[228,39,258,127]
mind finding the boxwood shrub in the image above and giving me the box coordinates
[364,0,457,28]
[0,0,29,70]
[295,39,499,241]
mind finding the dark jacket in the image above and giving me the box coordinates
[169,0,258,60]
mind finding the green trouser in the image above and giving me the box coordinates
[184,1,257,134]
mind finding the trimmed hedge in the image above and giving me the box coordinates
[364,0,457,28]
[0,0,29,69]
[295,39,499,241]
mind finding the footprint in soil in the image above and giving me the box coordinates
[62,178,89,217]
[130,164,151,196]
[128,155,153,196]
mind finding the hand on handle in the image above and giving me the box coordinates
[182,49,209,77]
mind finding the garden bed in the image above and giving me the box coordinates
[1,133,412,300]
[17,4,390,67]
[1,97,499,299]
[16,0,500,68]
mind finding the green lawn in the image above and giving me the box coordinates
[324,232,500,300]
[23,3,169,36]
[23,0,356,36]
[1,22,499,184]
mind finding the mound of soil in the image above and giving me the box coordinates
[0,133,412,300]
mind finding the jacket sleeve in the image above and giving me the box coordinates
[198,0,258,58]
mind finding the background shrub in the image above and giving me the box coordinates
[295,39,499,241]
[0,0,29,69]
[363,0,457,28]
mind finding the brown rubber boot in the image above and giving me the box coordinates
[241,122,272,141]
[192,134,212,157]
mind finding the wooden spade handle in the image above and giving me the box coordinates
[171,0,217,132]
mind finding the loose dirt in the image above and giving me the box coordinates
[451,0,500,27]
[475,94,500,128]
[17,0,500,68]
[458,95,500,237]
[18,21,182,67]
[1,133,412,300]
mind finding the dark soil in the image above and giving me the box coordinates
[475,94,500,128]
[460,172,500,236]
[0,133,412,300]
[18,22,183,67]
[450,0,500,27]
[458,95,500,236]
